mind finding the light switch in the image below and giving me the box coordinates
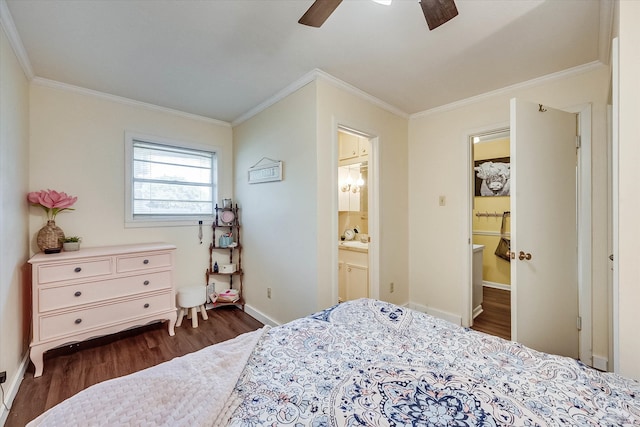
[439,195,446,206]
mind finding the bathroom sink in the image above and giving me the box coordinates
[339,240,369,250]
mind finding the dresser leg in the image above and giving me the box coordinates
[30,346,45,378]
[168,312,177,336]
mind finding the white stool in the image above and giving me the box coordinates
[176,286,208,328]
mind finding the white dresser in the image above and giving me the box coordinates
[28,243,177,377]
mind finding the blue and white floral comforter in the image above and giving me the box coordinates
[227,298,640,426]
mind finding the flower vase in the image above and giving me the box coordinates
[37,220,65,253]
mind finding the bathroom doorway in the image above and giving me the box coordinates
[469,129,511,339]
[337,127,372,303]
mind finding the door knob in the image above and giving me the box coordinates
[519,251,532,261]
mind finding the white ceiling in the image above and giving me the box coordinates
[5,0,609,124]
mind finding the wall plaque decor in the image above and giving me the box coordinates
[248,157,283,184]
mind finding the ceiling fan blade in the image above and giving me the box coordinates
[298,0,343,28]
[419,0,458,30]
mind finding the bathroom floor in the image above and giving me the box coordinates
[471,287,511,340]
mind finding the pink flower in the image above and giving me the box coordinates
[27,189,77,220]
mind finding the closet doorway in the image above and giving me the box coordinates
[469,129,511,340]
[466,100,592,364]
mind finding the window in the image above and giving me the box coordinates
[125,133,217,226]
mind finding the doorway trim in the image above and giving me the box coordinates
[464,105,592,366]
[333,122,380,302]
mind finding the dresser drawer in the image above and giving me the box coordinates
[38,258,112,284]
[38,291,173,341]
[116,252,172,273]
[38,271,173,312]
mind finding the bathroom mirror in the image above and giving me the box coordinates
[359,162,368,213]
[338,162,367,213]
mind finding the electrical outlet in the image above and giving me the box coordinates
[267,287,272,299]
[390,282,395,293]
[0,371,6,384]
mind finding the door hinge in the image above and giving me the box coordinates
[576,136,581,149]
[577,316,582,331]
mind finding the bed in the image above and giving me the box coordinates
[29,298,640,426]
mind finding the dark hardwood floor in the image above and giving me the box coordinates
[5,307,263,427]
[470,286,511,340]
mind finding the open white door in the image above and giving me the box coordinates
[510,98,579,358]
[611,37,619,373]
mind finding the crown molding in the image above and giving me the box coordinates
[313,69,409,119]
[598,0,614,65]
[231,68,409,127]
[0,0,34,80]
[231,69,318,126]
[411,61,606,119]
[32,77,231,127]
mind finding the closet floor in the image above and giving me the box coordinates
[471,286,511,340]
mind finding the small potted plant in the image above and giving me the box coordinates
[61,236,82,252]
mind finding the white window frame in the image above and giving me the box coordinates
[124,132,219,228]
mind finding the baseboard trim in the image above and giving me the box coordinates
[408,302,462,326]
[472,305,484,319]
[483,281,511,291]
[0,352,30,425]
[244,304,281,327]
[592,354,608,371]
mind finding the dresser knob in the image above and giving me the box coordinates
[74,291,82,297]
[144,303,150,309]
[74,267,82,273]
[143,259,149,265]
[74,318,82,324]
[143,280,150,286]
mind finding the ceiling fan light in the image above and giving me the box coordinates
[371,0,392,5]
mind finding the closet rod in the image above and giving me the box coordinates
[475,211,510,218]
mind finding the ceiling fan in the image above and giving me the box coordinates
[298,0,458,30]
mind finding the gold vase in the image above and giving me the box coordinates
[36,220,65,252]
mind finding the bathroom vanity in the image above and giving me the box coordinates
[338,241,368,302]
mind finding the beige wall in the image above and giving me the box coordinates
[409,65,611,357]
[317,78,409,309]
[233,77,409,325]
[233,82,319,325]
[617,0,640,380]
[29,83,233,290]
[0,24,30,419]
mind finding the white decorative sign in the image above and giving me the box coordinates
[248,157,283,184]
